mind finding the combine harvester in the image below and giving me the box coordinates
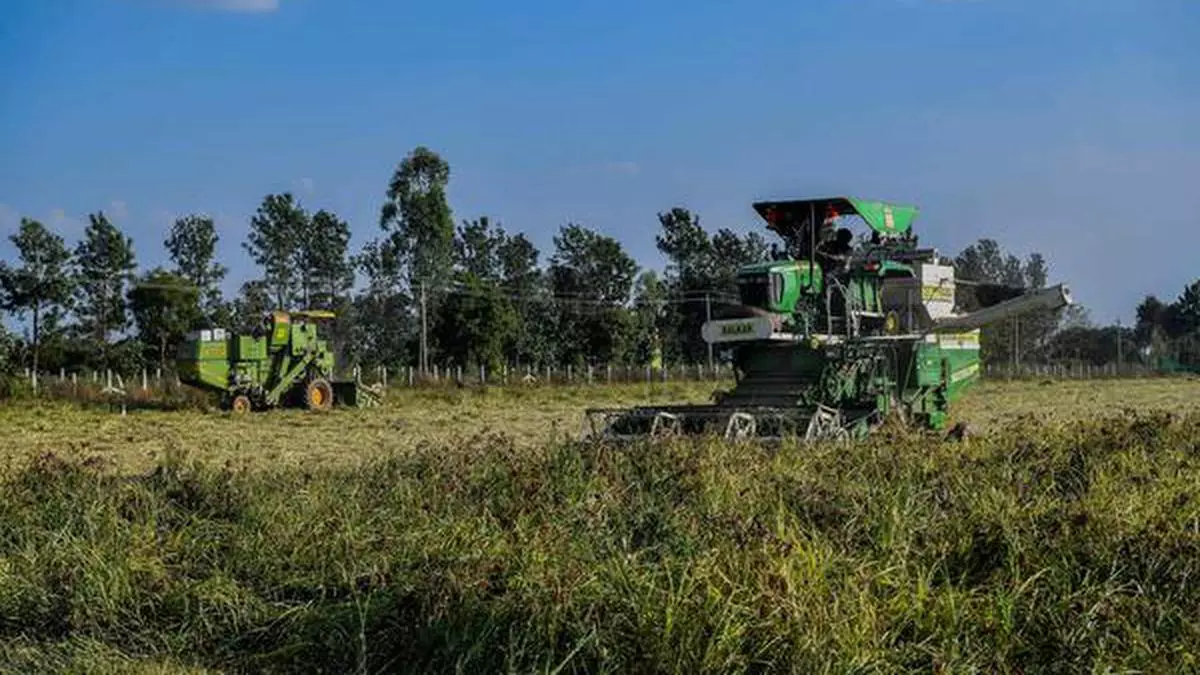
[177,310,382,412]
[585,197,1073,442]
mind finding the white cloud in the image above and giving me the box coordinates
[166,0,281,13]
[152,209,179,227]
[0,204,19,233]
[603,161,641,177]
[48,208,85,236]
[209,0,279,11]
[109,200,129,220]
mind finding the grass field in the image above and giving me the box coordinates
[6,377,1200,474]
[2,377,1200,672]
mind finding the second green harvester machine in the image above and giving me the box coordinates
[586,196,1073,442]
[176,309,382,412]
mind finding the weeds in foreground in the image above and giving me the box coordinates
[1,412,1199,672]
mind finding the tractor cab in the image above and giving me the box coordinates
[752,197,920,279]
[732,198,923,314]
[712,197,947,343]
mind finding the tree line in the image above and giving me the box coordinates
[1,145,1196,378]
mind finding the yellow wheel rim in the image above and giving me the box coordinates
[310,387,324,407]
[884,312,899,334]
[232,396,250,413]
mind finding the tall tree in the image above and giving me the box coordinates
[1044,322,1138,366]
[379,146,455,292]
[231,280,273,334]
[455,216,504,280]
[711,228,768,289]
[128,268,201,369]
[165,214,227,322]
[654,208,712,364]
[371,146,455,370]
[73,212,137,368]
[303,209,354,310]
[654,208,769,363]
[434,274,518,372]
[1134,294,1175,358]
[656,208,713,287]
[953,238,1060,366]
[548,224,639,365]
[631,270,667,366]
[496,231,549,366]
[433,216,521,370]
[0,218,75,375]
[1171,280,1200,337]
[245,193,307,309]
[350,240,413,369]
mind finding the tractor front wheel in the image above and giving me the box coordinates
[230,394,253,414]
[305,378,334,411]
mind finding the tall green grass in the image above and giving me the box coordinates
[2,411,1199,673]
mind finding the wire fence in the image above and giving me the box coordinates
[981,361,1168,380]
[9,358,1186,403]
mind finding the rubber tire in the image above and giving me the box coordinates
[230,394,252,414]
[305,378,334,411]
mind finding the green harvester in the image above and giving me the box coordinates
[176,309,382,412]
[586,197,1074,441]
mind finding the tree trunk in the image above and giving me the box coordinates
[31,301,40,377]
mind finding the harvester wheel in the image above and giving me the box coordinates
[230,394,252,414]
[305,378,334,411]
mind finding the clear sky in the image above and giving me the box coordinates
[1,0,1197,324]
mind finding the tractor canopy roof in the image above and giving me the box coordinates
[752,197,918,238]
[269,309,337,324]
[290,309,337,321]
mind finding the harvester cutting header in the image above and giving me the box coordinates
[587,196,1073,441]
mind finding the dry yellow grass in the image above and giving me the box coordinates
[956,376,1200,426]
[3,377,1199,475]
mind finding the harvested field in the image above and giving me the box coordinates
[4,377,1200,474]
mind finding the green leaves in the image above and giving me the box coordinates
[380,146,455,290]
[244,193,308,309]
[73,212,137,366]
[549,224,639,366]
[0,219,75,373]
[654,207,767,364]
[231,280,273,334]
[244,195,354,311]
[435,272,518,372]
[127,268,201,368]
[304,210,354,310]
[165,215,227,323]
[954,238,1061,366]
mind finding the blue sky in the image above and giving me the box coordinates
[1,0,1197,325]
